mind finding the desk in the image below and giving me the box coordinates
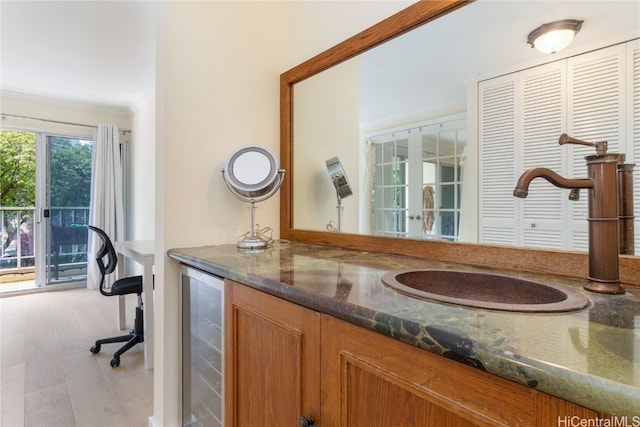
[115,240,154,370]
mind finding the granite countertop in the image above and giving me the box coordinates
[168,241,640,417]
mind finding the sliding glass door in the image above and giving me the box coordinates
[42,135,93,286]
[1,129,93,292]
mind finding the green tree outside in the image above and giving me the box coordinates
[1,130,36,259]
[1,130,36,207]
[49,136,93,209]
[1,130,93,263]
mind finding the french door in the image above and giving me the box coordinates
[369,117,466,240]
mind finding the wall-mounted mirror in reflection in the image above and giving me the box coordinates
[291,0,639,255]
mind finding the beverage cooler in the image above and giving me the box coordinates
[180,265,224,427]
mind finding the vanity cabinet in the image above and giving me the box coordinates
[225,280,603,426]
[321,314,602,427]
[224,279,321,426]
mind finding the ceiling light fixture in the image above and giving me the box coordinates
[527,19,583,54]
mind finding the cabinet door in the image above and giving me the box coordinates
[321,315,603,427]
[225,280,321,427]
[321,314,535,426]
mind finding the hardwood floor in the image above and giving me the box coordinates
[0,288,153,427]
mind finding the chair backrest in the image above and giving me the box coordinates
[88,225,117,295]
[51,225,89,250]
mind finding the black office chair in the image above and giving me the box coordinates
[87,225,144,367]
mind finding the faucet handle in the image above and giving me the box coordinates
[568,188,580,201]
[559,133,608,155]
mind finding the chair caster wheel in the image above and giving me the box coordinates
[90,344,101,354]
[110,357,120,368]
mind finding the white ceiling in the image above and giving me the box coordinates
[0,1,156,112]
[360,0,640,125]
[1,0,638,118]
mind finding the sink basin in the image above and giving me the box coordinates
[381,269,590,312]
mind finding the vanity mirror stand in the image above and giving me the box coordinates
[222,145,285,251]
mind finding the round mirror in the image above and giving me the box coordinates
[222,145,285,251]
[224,146,280,198]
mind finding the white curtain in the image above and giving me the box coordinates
[87,124,124,289]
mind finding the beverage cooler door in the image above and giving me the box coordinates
[180,265,224,427]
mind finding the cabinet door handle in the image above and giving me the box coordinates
[299,416,315,427]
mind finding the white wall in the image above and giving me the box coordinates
[153,2,418,425]
[0,94,131,138]
[152,1,417,424]
[282,1,417,70]
[284,1,417,234]
[153,2,287,425]
[129,96,156,241]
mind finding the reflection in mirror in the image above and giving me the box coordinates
[367,116,468,241]
[291,0,639,256]
[326,156,353,232]
[293,59,360,234]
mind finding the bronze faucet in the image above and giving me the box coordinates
[617,158,635,255]
[513,133,628,295]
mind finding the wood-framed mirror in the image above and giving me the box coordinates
[280,0,640,286]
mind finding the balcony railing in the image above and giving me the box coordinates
[1,206,90,274]
[1,207,35,270]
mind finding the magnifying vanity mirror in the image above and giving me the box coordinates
[222,145,285,250]
[326,156,353,232]
[280,0,640,284]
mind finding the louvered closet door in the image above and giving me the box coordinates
[480,40,637,251]
[479,74,518,245]
[628,39,640,254]
[567,44,627,251]
[519,62,568,249]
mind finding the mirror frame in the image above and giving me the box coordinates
[279,0,640,286]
